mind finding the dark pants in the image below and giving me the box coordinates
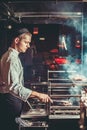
[0,93,23,130]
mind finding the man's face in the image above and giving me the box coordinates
[16,34,31,53]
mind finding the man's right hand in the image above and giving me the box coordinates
[30,91,53,103]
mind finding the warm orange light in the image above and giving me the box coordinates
[33,27,38,34]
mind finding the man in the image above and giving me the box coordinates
[0,28,53,130]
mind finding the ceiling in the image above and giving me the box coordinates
[0,0,84,24]
[0,0,85,55]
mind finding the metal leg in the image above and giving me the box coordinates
[45,127,48,130]
[79,101,86,130]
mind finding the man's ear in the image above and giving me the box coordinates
[14,37,20,44]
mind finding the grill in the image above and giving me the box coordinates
[48,82,81,119]
[17,70,87,129]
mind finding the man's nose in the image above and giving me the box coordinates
[27,43,30,48]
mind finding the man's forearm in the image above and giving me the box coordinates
[29,91,53,103]
[29,91,40,98]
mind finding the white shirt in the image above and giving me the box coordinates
[0,47,32,102]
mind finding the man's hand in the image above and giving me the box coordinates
[30,91,53,103]
[37,92,53,103]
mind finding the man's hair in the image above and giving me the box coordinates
[11,27,32,40]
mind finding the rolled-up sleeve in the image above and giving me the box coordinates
[9,57,32,102]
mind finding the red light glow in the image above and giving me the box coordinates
[33,27,38,35]
[75,59,81,64]
[54,57,68,64]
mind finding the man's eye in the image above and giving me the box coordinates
[25,42,28,44]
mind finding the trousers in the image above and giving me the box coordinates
[0,93,23,130]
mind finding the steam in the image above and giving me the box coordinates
[45,1,87,106]
[62,54,87,105]
[47,1,86,105]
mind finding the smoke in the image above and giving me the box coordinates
[69,85,82,105]
[62,53,87,105]
[28,1,87,105]
[48,2,86,105]
[65,18,82,33]
[46,1,87,106]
